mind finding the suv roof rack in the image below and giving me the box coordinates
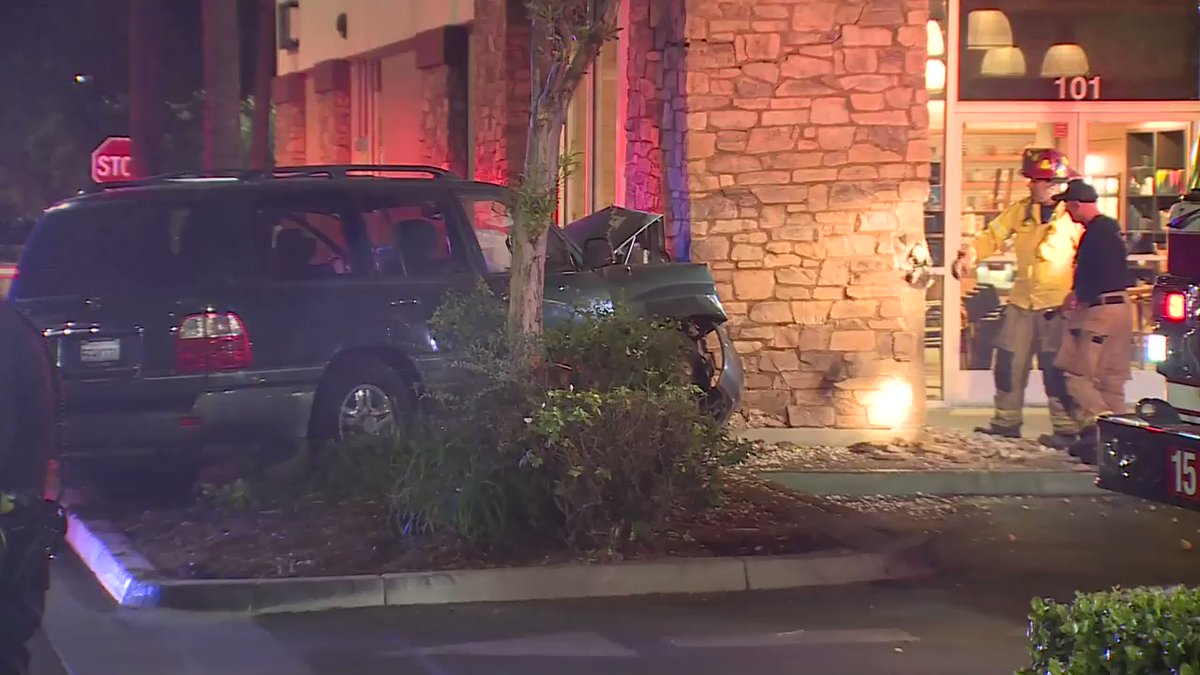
[79,164,462,193]
[252,164,461,180]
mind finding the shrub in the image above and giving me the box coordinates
[1019,585,1200,675]
[318,283,748,552]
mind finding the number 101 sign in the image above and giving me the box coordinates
[1054,76,1102,101]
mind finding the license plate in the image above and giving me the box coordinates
[79,339,121,364]
[1169,448,1200,500]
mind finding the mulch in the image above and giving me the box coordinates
[75,476,851,581]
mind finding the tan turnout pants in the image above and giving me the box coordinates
[990,305,1078,435]
[1053,292,1133,427]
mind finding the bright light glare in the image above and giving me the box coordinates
[866,377,913,429]
[1146,333,1168,363]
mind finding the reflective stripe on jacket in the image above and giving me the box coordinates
[970,197,1082,311]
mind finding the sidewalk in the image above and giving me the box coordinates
[926,406,1054,439]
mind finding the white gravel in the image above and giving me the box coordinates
[741,425,1088,472]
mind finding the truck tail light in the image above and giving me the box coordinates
[175,312,252,374]
[1165,292,1188,322]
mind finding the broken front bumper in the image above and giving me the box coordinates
[710,325,744,425]
[1096,402,1200,511]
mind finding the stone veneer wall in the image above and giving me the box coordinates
[311,60,353,165]
[471,0,531,184]
[419,26,471,177]
[683,0,930,429]
[420,66,469,176]
[271,73,307,166]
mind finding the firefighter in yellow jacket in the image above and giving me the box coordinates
[952,148,1084,449]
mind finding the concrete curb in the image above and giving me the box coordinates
[64,513,938,615]
[763,470,1104,497]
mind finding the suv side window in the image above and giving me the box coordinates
[358,190,470,278]
[253,196,360,281]
[456,192,577,274]
[15,201,214,297]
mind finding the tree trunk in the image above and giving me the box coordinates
[506,0,621,339]
[249,0,275,169]
[202,0,244,171]
[506,114,560,339]
[129,0,164,177]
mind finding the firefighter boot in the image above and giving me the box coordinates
[1068,426,1099,465]
[975,424,1021,439]
[1038,432,1080,450]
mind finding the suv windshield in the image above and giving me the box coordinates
[15,200,212,298]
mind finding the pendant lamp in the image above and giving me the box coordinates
[1040,44,1089,77]
[966,10,1013,50]
[980,46,1027,77]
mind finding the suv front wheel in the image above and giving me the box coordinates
[310,357,411,441]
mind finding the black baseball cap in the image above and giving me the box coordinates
[1052,178,1098,204]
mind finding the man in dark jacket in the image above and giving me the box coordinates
[1051,179,1133,464]
[0,297,58,675]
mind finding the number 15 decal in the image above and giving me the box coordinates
[1171,449,1198,497]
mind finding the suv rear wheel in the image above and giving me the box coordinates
[311,357,411,440]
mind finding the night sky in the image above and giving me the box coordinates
[0,1,268,219]
[0,1,263,118]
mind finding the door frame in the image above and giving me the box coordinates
[940,105,1200,407]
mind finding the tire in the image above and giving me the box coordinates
[309,357,412,441]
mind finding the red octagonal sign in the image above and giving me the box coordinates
[90,136,135,184]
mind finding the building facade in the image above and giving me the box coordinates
[280,0,1200,430]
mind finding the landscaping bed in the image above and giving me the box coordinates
[74,476,848,581]
[740,424,1089,472]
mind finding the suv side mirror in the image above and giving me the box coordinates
[582,237,615,269]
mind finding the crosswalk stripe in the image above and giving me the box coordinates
[665,628,920,649]
[407,631,639,658]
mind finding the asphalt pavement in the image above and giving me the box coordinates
[33,494,1200,675]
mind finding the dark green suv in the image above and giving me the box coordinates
[8,165,742,474]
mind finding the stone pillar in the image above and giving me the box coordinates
[311,59,352,165]
[271,73,306,166]
[685,0,931,432]
[625,0,691,260]
[471,0,530,184]
[417,25,471,177]
[624,0,665,215]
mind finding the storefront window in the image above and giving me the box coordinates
[561,81,591,224]
[593,38,619,212]
[958,0,1200,101]
[559,39,621,225]
[1085,120,1193,370]
[925,0,948,400]
[925,277,945,400]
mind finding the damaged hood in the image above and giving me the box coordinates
[562,206,670,264]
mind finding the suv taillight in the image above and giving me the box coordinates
[1165,292,1188,322]
[174,312,252,374]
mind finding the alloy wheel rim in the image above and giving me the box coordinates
[338,384,396,438]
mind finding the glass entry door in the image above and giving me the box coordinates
[940,113,1080,404]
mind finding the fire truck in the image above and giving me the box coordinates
[1096,185,1200,509]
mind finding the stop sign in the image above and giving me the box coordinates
[90,136,135,184]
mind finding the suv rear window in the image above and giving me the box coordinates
[16,201,211,298]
